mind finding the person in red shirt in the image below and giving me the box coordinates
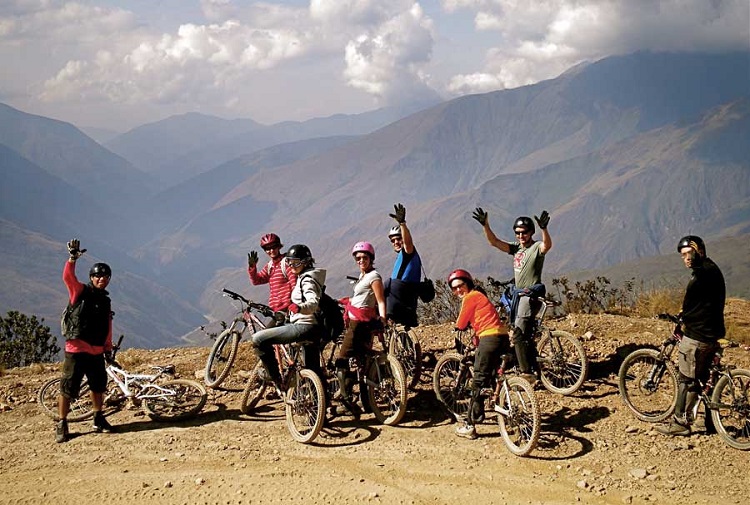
[448,269,511,440]
[247,233,297,325]
[57,239,114,443]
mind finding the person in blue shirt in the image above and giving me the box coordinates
[385,203,422,329]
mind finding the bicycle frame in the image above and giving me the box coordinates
[105,363,176,402]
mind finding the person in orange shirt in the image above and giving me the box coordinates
[448,269,511,440]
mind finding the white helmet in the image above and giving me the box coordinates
[388,225,402,238]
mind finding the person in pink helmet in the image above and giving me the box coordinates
[334,241,387,418]
[247,233,297,326]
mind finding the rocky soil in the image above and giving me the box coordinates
[1,300,749,505]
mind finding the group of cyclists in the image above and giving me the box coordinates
[54,199,725,445]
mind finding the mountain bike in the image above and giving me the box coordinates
[618,313,750,450]
[204,288,275,388]
[320,328,408,426]
[39,336,207,422]
[490,278,588,395]
[345,275,422,390]
[433,329,540,456]
[239,339,326,444]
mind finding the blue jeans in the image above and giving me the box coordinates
[251,323,321,383]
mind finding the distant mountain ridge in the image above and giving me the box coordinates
[1,50,748,350]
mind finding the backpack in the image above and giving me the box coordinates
[61,297,83,340]
[267,257,288,280]
[300,274,344,342]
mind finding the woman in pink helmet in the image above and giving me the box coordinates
[335,241,387,418]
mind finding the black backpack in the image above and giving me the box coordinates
[300,275,344,342]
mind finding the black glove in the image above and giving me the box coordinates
[247,250,259,269]
[389,203,406,224]
[67,238,86,260]
[534,210,550,230]
[472,207,488,226]
[273,310,288,324]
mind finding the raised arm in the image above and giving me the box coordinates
[472,207,511,253]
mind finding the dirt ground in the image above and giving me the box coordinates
[2,300,750,505]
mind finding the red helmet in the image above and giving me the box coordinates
[260,233,281,249]
[448,269,474,289]
[352,241,375,260]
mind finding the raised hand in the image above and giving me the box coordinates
[472,207,488,226]
[67,238,87,260]
[534,210,550,230]
[247,250,259,269]
[389,203,406,224]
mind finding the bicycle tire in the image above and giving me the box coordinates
[389,328,423,390]
[618,348,678,422]
[496,376,540,457]
[285,368,326,444]
[204,328,241,388]
[143,379,208,421]
[240,361,271,415]
[433,352,473,422]
[38,377,96,422]
[710,368,750,451]
[367,353,408,426]
[537,330,588,395]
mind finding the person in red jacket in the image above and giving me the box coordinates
[448,268,511,440]
[57,239,114,443]
[247,233,297,325]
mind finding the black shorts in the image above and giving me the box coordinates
[60,352,108,399]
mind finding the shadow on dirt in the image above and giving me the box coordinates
[530,405,612,460]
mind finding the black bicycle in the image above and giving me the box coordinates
[618,313,750,450]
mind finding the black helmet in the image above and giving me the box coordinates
[677,235,706,257]
[89,262,112,278]
[286,244,313,261]
[513,216,535,234]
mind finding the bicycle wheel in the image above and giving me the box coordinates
[433,352,473,421]
[496,376,540,457]
[143,379,208,421]
[618,348,678,422]
[710,369,750,451]
[240,361,272,415]
[537,330,588,395]
[389,328,422,390]
[37,377,96,422]
[204,328,241,388]
[367,353,408,426]
[285,368,326,444]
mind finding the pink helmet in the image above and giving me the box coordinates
[352,241,375,260]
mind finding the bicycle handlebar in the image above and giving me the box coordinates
[487,276,514,288]
[657,313,681,324]
[221,288,274,316]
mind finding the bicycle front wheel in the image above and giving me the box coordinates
[204,328,241,388]
[367,354,408,426]
[285,368,326,444]
[143,379,208,421]
[38,377,96,422]
[710,369,750,451]
[496,376,540,457]
[389,328,422,390]
[537,330,588,395]
[618,348,677,422]
[433,352,473,422]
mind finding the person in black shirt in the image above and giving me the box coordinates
[657,235,725,436]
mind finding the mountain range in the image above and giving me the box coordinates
[1,50,748,350]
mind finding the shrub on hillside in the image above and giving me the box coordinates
[0,311,60,369]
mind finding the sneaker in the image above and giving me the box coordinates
[93,413,115,433]
[656,420,690,437]
[334,400,362,420]
[55,419,69,443]
[455,423,477,440]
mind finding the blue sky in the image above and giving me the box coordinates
[1,1,747,132]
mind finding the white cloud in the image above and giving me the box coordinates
[442,0,750,96]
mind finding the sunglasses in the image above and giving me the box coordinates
[91,273,110,279]
[390,237,402,244]
[515,230,530,236]
[263,245,280,252]
[354,255,370,262]
[286,259,304,269]
[450,282,466,291]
